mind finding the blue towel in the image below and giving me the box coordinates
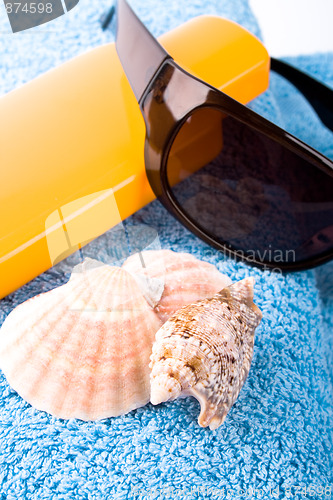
[0,1,332,499]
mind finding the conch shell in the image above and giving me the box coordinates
[150,277,262,430]
[0,259,162,420]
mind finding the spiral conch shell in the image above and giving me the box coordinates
[150,277,262,430]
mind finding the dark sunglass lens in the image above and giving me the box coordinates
[166,107,333,267]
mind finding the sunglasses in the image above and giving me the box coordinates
[109,0,333,271]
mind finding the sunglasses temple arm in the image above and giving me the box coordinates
[271,57,333,133]
[109,0,171,102]
[104,5,333,131]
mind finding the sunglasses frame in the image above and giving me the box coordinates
[113,0,333,271]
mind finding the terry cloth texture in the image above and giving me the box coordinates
[0,1,332,499]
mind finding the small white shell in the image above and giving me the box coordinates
[123,249,232,322]
[150,277,262,430]
[0,259,162,420]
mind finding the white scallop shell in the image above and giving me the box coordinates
[150,277,262,430]
[0,251,233,422]
[123,249,232,322]
[0,259,162,420]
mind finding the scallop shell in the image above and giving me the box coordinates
[149,277,262,430]
[0,259,162,420]
[123,249,232,322]
[0,251,233,421]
